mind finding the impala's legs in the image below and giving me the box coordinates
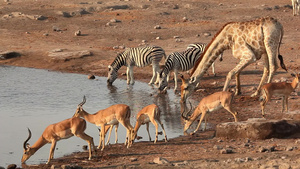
[193,111,207,134]
[105,125,113,145]
[156,118,168,142]
[76,132,96,160]
[47,141,57,164]
[145,122,151,141]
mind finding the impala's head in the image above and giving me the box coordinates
[21,128,33,163]
[107,65,118,86]
[73,96,86,118]
[180,75,197,103]
[291,72,300,83]
[158,69,168,92]
[180,101,193,135]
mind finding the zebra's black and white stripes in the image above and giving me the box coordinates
[107,46,166,85]
[158,43,222,92]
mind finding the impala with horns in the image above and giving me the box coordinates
[21,117,96,164]
[181,89,238,135]
[260,72,300,117]
[73,96,133,150]
[131,104,168,143]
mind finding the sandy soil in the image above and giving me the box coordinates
[1,0,300,168]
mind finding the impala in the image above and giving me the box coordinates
[181,79,238,135]
[73,96,133,150]
[260,72,300,117]
[131,104,168,143]
[21,117,96,164]
[98,123,120,146]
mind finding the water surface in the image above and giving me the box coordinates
[0,66,185,167]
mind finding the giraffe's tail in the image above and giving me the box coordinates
[278,54,287,72]
[277,25,287,72]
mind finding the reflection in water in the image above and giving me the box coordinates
[0,66,184,167]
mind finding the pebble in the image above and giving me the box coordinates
[220,148,233,154]
[154,25,161,29]
[75,30,81,36]
[203,32,211,37]
[153,157,169,164]
[130,157,138,162]
[87,74,95,80]
[110,19,121,23]
[213,145,223,150]
[7,164,16,169]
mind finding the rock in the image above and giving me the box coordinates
[2,12,47,20]
[106,5,129,10]
[283,111,300,120]
[235,158,245,162]
[213,145,223,150]
[82,145,88,150]
[110,19,121,23]
[154,25,161,29]
[175,38,182,42]
[57,9,90,18]
[153,157,169,164]
[173,161,188,166]
[87,74,95,79]
[203,32,211,37]
[0,51,21,59]
[216,119,300,140]
[7,164,16,169]
[220,148,233,154]
[61,164,83,169]
[258,147,268,152]
[286,146,297,151]
[48,50,92,61]
[51,165,60,169]
[75,30,81,36]
[130,157,138,162]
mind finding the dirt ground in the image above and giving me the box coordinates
[1,0,300,168]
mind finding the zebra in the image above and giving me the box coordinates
[107,46,166,85]
[158,43,223,92]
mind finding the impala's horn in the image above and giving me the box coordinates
[78,96,86,107]
[23,128,32,150]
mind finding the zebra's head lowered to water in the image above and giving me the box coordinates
[107,65,118,85]
[158,68,168,92]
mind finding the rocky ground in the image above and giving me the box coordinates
[1,0,300,168]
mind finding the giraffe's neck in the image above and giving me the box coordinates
[190,30,230,83]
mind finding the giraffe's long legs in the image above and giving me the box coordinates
[251,54,269,97]
[223,50,256,93]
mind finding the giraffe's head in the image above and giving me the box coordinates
[180,75,197,104]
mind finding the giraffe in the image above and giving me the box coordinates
[180,17,287,105]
